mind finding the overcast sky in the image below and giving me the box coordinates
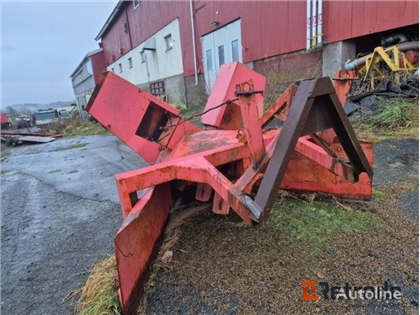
[1,1,117,108]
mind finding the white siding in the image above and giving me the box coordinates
[107,19,183,86]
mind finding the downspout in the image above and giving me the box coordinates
[189,0,198,85]
[311,0,317,47]
[317,0,322,47]
[306,0,311,50]
[344,41,419,70]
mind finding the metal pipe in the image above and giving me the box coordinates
[344,41,419,71]
[381,34,408,47]
[317,0,323,46]
[306,0,311,50]
[311,0,317,47]
[189,0,198,85]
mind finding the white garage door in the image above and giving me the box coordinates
[201,19,242,93]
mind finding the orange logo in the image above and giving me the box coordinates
[302,280,320,301]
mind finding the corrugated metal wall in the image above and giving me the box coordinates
[100,1,419,77]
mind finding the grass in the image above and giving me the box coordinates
[75,255,121,315]
[74,181,418,315]
[41,117,111,137]
[146,182,417,314]
[371,98,417,128]
[352,97,419,142]
[63,122,110,136]
[53,143,87,151]
[263,58,322,108]
[267,193,376,267]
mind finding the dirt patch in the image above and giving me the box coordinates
[142,139,418,315]
[143,190,417,314]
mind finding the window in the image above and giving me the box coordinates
[133,0,139,9]
[206,49,212,71]
[231,40,239,62]
[128,57,133,68]
[111,68,114,72]
[164,34,173,51]
[218,45,225,67]
[140,51,146,63]
[119,63,123,73]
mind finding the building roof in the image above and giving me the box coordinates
[69,48,103,78]
[95,0,125,41]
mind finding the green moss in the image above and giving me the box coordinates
[267,197,376,269]
[53,143,87,151]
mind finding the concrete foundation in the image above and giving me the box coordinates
[254,49,323,79]
[253,50,322,103]
[184,73,207,108]
[322,40,356,77]
[139,73,187,104]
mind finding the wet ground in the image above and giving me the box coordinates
[1,135,418,314]
[1,135,144,314]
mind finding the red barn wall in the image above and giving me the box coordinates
[323,1,418,43]
[100,0,419,77]
[90,51,106,84]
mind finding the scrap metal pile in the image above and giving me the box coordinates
[342,36,419,115]
[86,62,373,315]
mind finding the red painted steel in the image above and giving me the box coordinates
[202,62,265,128]
[86,71,200,164]
[115,184,172,315]
[89,50,107,84]
[87,63,374,314]
[281,141,373,201]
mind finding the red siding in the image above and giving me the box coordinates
[90,51,106,84]
[100,1,419,77]
[102,7,133,66]
[324,1,418,43]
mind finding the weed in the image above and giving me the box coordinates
[170,102,188,113]
[53,143,87,151]
[261,55,322,108]
[351,97,418,142]
[267,194,376,268]
[75,255,121,315]
[371,98,416,128]
[40,117,110,137]
[64,122,110,136]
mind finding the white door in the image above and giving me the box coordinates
[201,19,242,93]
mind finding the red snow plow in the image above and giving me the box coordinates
[86,63,373,314]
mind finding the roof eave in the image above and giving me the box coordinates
[95,0,125,41]
[70,48,103,78]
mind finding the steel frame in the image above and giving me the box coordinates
[86,63,373,314]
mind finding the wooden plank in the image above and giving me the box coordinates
[19,136,56,143]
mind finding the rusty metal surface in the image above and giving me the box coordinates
[86,63,374,314]
[0,131,63,138]
[281,141,373,201]
[18,136,56,143]
[254,77,373,224]
[236,81,265,169]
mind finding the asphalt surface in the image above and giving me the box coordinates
[1,135,145,314]
[1,135,418,314]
